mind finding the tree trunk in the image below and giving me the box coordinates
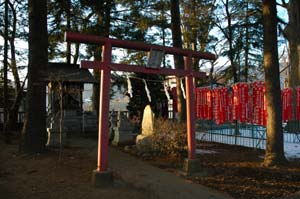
[284,0,300,126]
[73,43,80,64]
[224,0,238,83]
[3,0,9,143]
[285,0,300,89]
[171,0,186,122]
[5,1,22,134]
[8,0,21,94]
[20,0,48,154]
[6,75,27,133]
[65,0,71,64]
[244,1,249,82]
[262,0,287,166]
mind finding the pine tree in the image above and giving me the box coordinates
[0,0,29,134]
[214,0,263,83]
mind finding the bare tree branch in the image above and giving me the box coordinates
[277,0,288,8]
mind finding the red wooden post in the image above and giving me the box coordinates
[185,54,196,159]
[97,42,112,172]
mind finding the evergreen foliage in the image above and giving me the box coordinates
[214,0,263,83]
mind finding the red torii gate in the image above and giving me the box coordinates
[65,32,216,186]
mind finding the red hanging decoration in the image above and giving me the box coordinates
[232,83,249,123]
[212,88,220,124]
[206,88,213,120]
[195,87,211,120]
[232,86,238,121]
[227,90,233,122]
[252,81,265,126]
[195,88,202,119]
[212,87,228,124]
[220,87,229,124]
[282,88,293,122]
[261,83,266,126]
[202,88,210,119]
[247,85,253,123]
[297,87,300,121]
[193,82,300,127]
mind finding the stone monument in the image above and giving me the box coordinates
[136,105,155,151]
[111,111,136,146]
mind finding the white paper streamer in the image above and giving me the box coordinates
[127,75,133,98]
[180,78,186,99]
[163,82,170,101]
[143,79,151,102]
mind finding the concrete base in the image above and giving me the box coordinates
[91,169,114,187]
[183,158,201,176]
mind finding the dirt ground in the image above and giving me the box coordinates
[194,143,300,199]
[141,142,300,199]
[1,135,300,199]
[0,138,153,199]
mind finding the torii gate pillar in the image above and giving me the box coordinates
[91,42,114,187]
[182,54,201,175]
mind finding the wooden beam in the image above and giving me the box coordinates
[66,32,216,60]
[81,60,206,78]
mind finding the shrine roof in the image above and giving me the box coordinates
[46,62,97,83]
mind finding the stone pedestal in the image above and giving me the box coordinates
[183,158,201,176]
[91,170,114,187]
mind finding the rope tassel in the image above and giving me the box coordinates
[164,82,170,101]
[181,78,186,99]
[143,79,151,102]
[127,75,133,98]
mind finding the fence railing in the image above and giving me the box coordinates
[0,111,25,124]
[196,119,300,149]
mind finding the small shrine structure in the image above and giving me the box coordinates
[45,62,97,141]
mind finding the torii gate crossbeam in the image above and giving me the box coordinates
[65,32,216,184]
